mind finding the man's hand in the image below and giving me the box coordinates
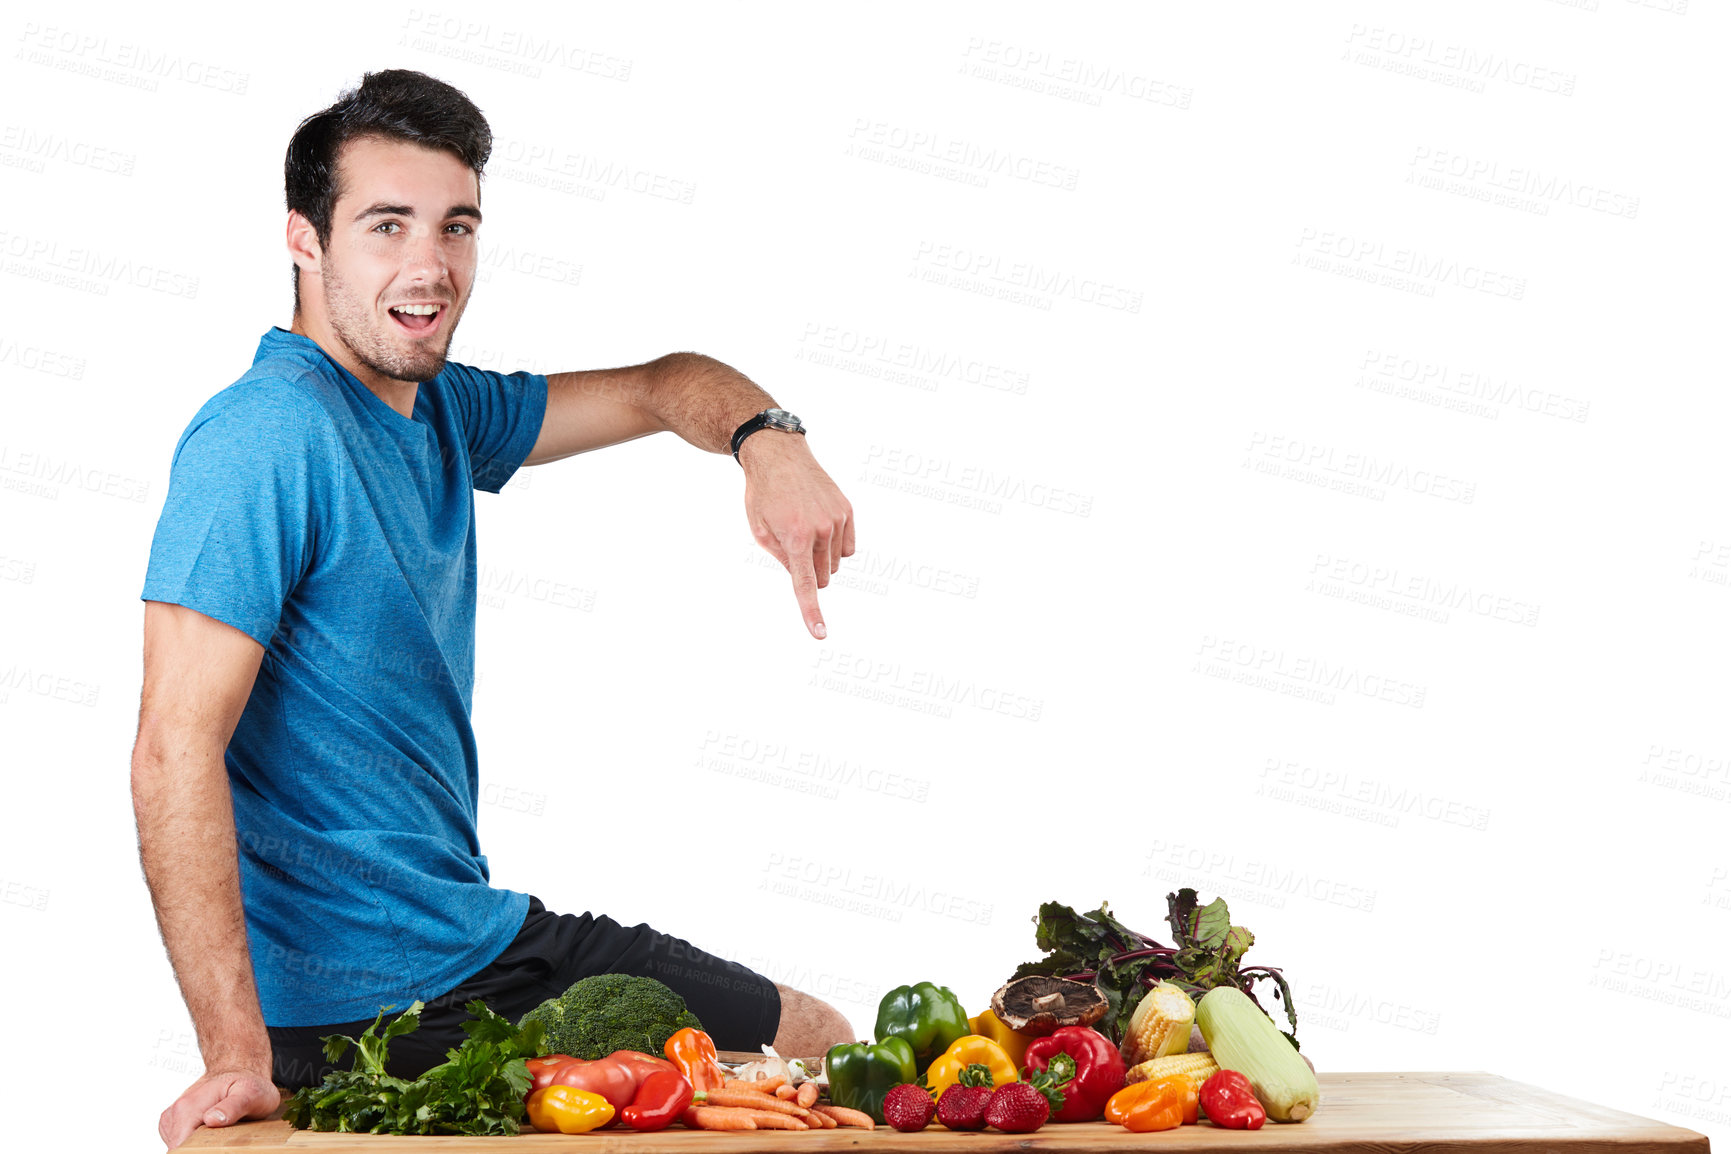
[159,1067,280,1149]
[739,430,855,638]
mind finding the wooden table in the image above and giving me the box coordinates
[174,1072,1712,1153]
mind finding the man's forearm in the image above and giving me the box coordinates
[132,740,272,1073]
[638,352,779,455]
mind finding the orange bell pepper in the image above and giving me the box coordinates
[966,1008,1032,1069]
[526,1085,615,1133]
[664,1027,726,1092]
[1105,1076,1192,1132]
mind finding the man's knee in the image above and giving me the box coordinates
[770,983,857,1056]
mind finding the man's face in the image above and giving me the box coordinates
[311,135,481,385]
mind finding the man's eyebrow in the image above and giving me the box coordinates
[352,202,484,223]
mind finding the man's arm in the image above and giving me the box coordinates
[526,352,855,638]
[132,600,280,1149]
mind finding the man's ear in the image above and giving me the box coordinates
[286,211,322,279]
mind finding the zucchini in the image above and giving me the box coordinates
[1195,986,1319,1121]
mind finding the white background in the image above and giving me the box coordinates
[2,1,1727,1150]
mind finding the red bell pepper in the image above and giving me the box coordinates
[618,1068,694,1131]
[1200,1069,1266,1130]
[526,1051,684,1130]
[1021,1026,1128,1122]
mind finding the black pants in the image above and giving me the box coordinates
[268,897,782,1089]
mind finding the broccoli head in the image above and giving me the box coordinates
[518,972,703,1060]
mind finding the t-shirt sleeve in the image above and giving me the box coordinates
[439,364,549,493]
[139,385,334,648]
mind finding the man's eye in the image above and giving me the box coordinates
[446,223,474,236]
[374,221,401,234]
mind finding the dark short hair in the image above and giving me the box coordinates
[284,69,492,308]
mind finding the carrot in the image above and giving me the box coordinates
[683,1106,757,1130]
[745,1113,809,1131]
[805,1105,837,1127]
[812,1104,876,1129]
[751,1075,789,1094]
[775,1083,799,1100]
[700,1089,808,1116]
[796,1081,820,1108]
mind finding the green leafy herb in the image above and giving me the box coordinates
[282,999,546,1135]
[1013,889,1300,1050]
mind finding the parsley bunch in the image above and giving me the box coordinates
[282,999,545,1135]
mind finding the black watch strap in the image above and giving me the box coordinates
[731,409,806,463]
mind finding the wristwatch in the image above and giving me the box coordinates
[731,408,806,463]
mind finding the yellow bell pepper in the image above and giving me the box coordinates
[526,1085,615,1134]
[967,1008,1032,1068]
[923,1035,1019,1098]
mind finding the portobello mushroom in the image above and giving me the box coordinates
[990,975,1108,1036]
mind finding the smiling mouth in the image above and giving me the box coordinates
[388,303,444,336]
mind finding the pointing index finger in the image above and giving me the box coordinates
[785,552,827,640]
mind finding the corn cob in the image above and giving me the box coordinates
[1125,1052,1219,1089]
[1121,981,1196,1067]
[1195,986,1319,1121]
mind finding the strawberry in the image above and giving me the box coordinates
[936,1082,994,1130]
[882,1083,936,1132]
[985,1082,1051,1133]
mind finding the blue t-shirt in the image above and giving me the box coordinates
[141,327,549,1025]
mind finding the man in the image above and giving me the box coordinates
[133,69,856,1149]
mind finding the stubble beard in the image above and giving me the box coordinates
[322,257,465,385]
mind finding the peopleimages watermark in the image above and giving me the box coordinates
[1307,553,1540,628]
[0,123,136,176]
[761,853,993,926]
[810,648,1044,723]
[475,562,596,613]
[1407,146,1638,220]
[861,443,1093,518]
[493,137,696,205]
[1354,347,1589,424]
[1342,24,1576,96]
[0,878,51,911]
[0,663,101,708]
[0,555,37,585]
[1300,982,1442,1035]
[958,37,1193,110]
[1194,634,1427,710]
[1688,540,1730,591]
[697,729,932,804]
[1589,948,1731,1019]
[397,10,633,81]
[1638,742,1731,804]
[1140,842,1377,913]
[796,321,1030,397]
[1,229,199,299]
[845,118,1080,191]
[1244,432,1476,505]
[910,240,1142,314]
[14,22,250,94]
[1294,227,1525,302]
[1258,758,1490,831]
[0,336,85,381]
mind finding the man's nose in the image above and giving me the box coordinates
[402,229,448,282]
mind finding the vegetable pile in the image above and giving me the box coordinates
[282,886,1317,1138]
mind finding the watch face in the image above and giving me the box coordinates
[764,408,803,431]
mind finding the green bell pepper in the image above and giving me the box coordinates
[873,981,971,1074]
[824,1036,917,1125]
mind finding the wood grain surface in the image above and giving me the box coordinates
[173,1072,1712,1154]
